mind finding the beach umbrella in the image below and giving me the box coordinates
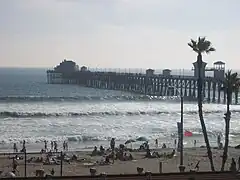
[125,139,136,145]
[136,137,148,142]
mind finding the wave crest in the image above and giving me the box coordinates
[0,95,187,103]
[1,109,239,118]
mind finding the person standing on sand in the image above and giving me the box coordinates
[66,141,68,151]
[12,157,18,173]
[44,140,47,151]
[63,141,66,151]
[110,138,115,150]
[13,143,18,153]
[23,140,25,149]
[110,138,115,163]
[54,141,58,152]
[174,139,177,149]
[155,139,158,148]
[51,141,53,150]
[21,140,26,153]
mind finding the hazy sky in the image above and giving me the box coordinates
[0,0,240,69]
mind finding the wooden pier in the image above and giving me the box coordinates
[47,60,239,104]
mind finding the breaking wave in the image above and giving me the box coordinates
[1,109,239,118]
[0,95,190,103]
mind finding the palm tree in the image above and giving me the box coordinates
[221,70,239,171]
[188,37,216,171]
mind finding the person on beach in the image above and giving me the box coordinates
[13,143,18,153]
[12,157,18,173]
[54,141,58,152]
[110,138,115,150]
[63,141,66,151]
[44,140,47,151]
[110,138,115,164]
[155,139,158,148]
[66,141,68,151]
[51,141,53,150]
[21,140,26,153]
[23,140,26,149]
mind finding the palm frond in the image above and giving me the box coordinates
[223,70,239,92]
[206,47,216,54]
[188,40,199,53]
[191,39,197,47]
[188,36,216,55]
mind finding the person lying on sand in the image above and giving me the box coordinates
[100,145,105,154]
[96,156,111,166]
[115,149,133,161]
[145,149,175,159]
[145,149,160,158]
[91,146,99,156]
[91,146,105,156]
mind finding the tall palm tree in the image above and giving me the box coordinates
[188,37,216,171]
[221,70,239,171]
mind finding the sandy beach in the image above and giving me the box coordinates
[0,147,239,177]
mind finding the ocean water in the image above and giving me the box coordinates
[0,68,240,152]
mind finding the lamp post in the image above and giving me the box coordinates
[168,86,185,172]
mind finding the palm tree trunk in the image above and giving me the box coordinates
[221,90,231,171]
[197,53,215,171]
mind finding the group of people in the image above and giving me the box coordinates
[13,140,69,153]
[13,140,26,153]
[91,138,134,164]
[43,140,68,153]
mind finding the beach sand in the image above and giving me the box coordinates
[0,147,240,177]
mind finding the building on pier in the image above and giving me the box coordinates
[192,60,225,81]
[47,59,79,84]
[162,69,171,76]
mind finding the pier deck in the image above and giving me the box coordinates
[47,69,238,104]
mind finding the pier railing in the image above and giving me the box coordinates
[46,70,238,104]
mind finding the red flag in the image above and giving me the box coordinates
[184,131,193,137]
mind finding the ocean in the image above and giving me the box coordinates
[0,68,240,152]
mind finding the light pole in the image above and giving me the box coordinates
[168,86,185,172]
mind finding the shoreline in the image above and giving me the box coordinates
[0,140,219,153]
[0,139,239,153]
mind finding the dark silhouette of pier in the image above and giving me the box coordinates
[47,59,238,104]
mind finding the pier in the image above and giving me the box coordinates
[47,59,238,104]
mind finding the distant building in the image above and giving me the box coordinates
[54,59,79,73]
[213,61,225,80]
[162,69,171,76]
[80,66,88,72]
[146,69,154,76]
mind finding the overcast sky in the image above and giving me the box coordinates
[0,0,240,69]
